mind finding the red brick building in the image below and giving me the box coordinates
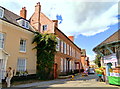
[21,2,82,78]
[81,49,90,70]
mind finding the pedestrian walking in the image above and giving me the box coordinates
[6,67,13,87]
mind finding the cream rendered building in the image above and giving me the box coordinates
[0,6,37,83]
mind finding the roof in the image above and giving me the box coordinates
[81,49,86,57]
[0,6,34,33]
[55,27,81,51]
[93,29,120,51]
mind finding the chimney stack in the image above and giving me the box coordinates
[20,7,27,19]
[68,36,74,42]
[53,20,58,27]
[35,2,41,14]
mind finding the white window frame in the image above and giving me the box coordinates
[67,44,69,55]
[69,61,72,71]
[56,37,60,51]
[61,58,63,72]
[17,58,26,72]
[17,19,29,29]
[70,46,71,56]
[0,33,4,49]
[61,40,64,53]
[0,7,4,18]
[43,25,48,31]
[64,59,66,72]
[64,42,67,54]
[20,39,26,52]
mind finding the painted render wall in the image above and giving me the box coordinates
[0,19,37,74]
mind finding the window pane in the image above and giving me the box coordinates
[43,25,47,31]
[61,41,63,53]
[56,37,60,51]
[22,20,25,26]
[20,39,26,52]
[0,8,4,18]
[26,22,29,28]
[64,59,66,72]
[0,33,4,49]
[61,58,63,72]
[64,42,66,54]
[17,58,26,72]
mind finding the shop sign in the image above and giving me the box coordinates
[110,73,120,77]
[104,54,117,63]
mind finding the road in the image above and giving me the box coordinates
[35,74,119,88]
[13,74,120,89]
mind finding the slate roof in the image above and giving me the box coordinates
[0,6,34,33]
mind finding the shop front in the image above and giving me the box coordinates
[108,67,120,85]
[109,50,120,85]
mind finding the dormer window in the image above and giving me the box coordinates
[17,19,29,29]
[22,20,25,27]
[43,25,47,31]
[0,7,4,18]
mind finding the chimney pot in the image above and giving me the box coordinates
[20,7,27,19]
[68,36,74,42]
[35,2,41,13]
[37,2,40,5]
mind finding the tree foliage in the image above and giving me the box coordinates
[32,32,57,80]
[94,54,101,67]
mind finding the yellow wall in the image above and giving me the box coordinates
[0,19,36,74]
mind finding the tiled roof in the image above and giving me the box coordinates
[97,29,120,47]
[93,29,120,51]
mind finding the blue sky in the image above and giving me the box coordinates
[1,0,119,61]
[75,23,119,60]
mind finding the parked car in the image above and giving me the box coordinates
[88,68,95,74]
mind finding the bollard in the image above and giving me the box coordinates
[71,75,75,80]
[82,73,84,77]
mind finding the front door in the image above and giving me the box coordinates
[54,63,57,79]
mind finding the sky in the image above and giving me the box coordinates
[1,0,120,61]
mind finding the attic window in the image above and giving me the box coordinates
[21,20,29,29]
[0,8,4,18]
[17,19,29,29]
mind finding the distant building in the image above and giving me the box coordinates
[81,49,89,69]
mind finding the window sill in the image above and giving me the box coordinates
[0,48,3,50]
[19,51,26,54]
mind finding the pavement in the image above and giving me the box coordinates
[12,74,120,88]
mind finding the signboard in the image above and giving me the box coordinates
[104,53,117,63]
[110,72,120,77]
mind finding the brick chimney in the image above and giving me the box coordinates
[35,2,41,14]
[68,36,74,42]
[30,2,41,32]
[52,20,58,27]
[20,7,27,19]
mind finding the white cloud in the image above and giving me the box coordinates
[87,53,96,61]
[1,0,119,36]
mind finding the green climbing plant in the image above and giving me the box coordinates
[32,32,57,80]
